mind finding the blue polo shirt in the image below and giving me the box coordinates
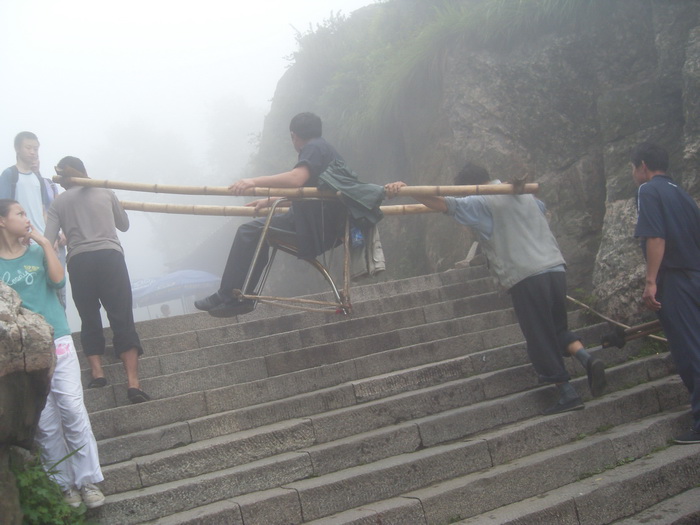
[634,174,700,272]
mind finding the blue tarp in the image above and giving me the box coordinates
[131,270,220,307]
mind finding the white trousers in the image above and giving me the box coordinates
[35,335,103,490]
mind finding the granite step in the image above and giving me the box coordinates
[77,265,690,524]
[84,302,525,415]
[97,354,680,496]
[90,314,609,460]
[78,274,498,386]
[126,378,691,525]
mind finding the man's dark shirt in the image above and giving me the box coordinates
[635,174,700,272]
[292,137,345,258]
[295,137,344,185]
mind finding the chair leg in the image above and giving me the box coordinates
[251,247,278,297]
[304,257,344,307]
[239,200,351,313]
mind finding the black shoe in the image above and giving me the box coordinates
[586,357,607,397]
[87,377,107,388]
[208,298,256,318]
[543,396,584,415]
[673,429,700,444]
[194,292,225,311]
[127,388,151,404]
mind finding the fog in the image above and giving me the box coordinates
[0,0,375,329]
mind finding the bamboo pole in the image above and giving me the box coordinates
[52,175,538,198]
[119,200,439,216]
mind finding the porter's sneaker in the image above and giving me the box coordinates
[63,487,81,508]
[586,357,607,397]
[80,483,105,509]
[543,396,584,415]
[673,429,700,445]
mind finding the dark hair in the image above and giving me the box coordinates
[454,162,491,185]
[57,156,87,175]
[0,199,20,218]
[289,112,322,140]
[14,131,38,151]
[630,142,669,172]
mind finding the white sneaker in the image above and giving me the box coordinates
[63,487,81,508]
[80,483,105,509]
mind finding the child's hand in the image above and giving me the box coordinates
[28,228,51,249]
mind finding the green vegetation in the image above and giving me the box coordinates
[636,336,668,358]
[11,452,88,525]
[272,0,619,160]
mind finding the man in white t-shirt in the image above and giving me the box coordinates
[1,131,67,306]
[0,131,50,231]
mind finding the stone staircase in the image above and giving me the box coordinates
[75,265,700,524]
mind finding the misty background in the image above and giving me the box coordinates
[0,0,376,329]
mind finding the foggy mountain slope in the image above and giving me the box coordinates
[191,0,700,324]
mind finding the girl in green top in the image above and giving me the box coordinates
[0,199,104,509]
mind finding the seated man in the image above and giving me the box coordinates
[195,112,346,317]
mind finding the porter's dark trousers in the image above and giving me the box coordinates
[509,271,580,384]
[656,269,700,432]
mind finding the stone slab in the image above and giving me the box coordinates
[233,487,303,525]
[614,486,700,525]
[305,497,428,525]
[310,379,485,444]
[146,499,243,525]
[90,392,207,440]
[304,423,422,476]
[94,453,312,525]
[204,361,357,414]
[98,422,192,465]
[189,385,357,442]
[137,420,315,487]
[292,440,491,521]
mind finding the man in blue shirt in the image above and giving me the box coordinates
[632,142,700,444]
[195,112,346,317]
[386,162,607,415]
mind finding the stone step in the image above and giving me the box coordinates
[90,315,608,457]
[77,265,490,354]
[612,486,700,524]
[309,410,696,525]
[83,300,518,412]
[453,432,700,525]
[75,265,687,524]
[91,350,677,493]
[84,300,524,414]
[122,379,690,525]
[78,274,498,387]
[97,354,679,496]
[81,284,509,401]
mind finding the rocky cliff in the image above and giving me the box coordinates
[0,283,55,524]
[251,0,699,325]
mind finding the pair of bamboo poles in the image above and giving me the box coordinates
[50,175,539,216]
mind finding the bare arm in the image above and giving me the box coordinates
[229,166,311,195]
[642,237,665,311]
[113,193,130,232]
[44,205,60,246]
[30,231,64,284]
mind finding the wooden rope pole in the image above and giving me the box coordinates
[566,295,667,343]
[120,200,441,216]
[53,175,538,198]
